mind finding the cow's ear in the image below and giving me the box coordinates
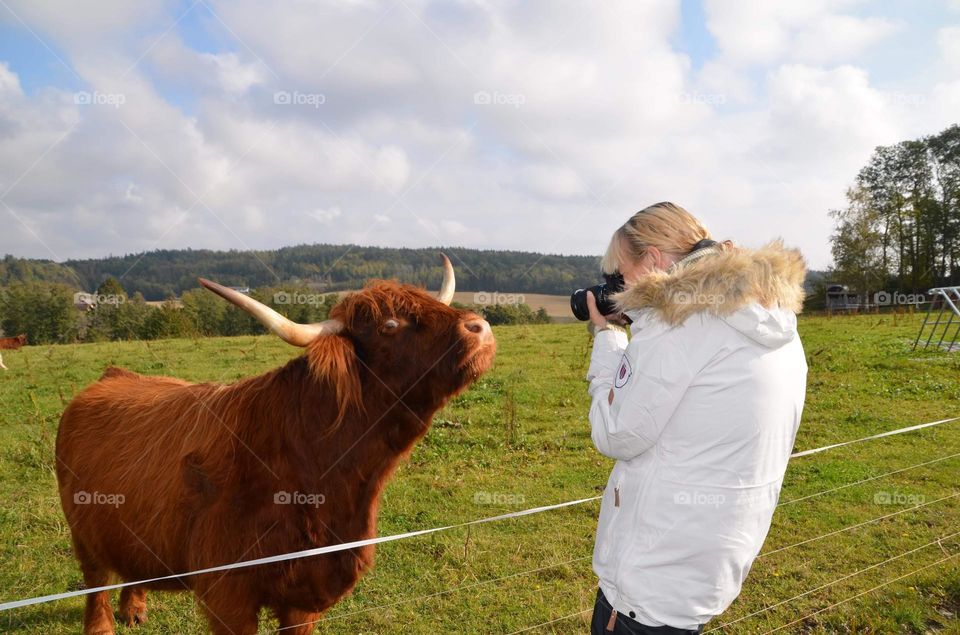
[306,335,363,431]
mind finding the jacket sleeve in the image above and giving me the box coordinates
[585,327,629,395]
[587,320,696,461]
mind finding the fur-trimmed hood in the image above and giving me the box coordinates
[614,240,807,347]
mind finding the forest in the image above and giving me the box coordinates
[830,124,960,295]
[0,276,549,345]
[0,245,602,301]
[0,246,578,342]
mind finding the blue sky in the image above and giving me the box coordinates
[1,0,959,270]
[677,0,718,70]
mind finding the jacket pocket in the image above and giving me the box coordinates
[611,457,663,590]
[596,463,625,565]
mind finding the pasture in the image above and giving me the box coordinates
[449,292,577,322]
[0,313,958,633]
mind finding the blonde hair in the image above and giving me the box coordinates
[601,202,713,274]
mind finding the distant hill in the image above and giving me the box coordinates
[1,248,829,302]
[0,256,81,288]
[1,246,604,301]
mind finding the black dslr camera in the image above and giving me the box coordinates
[570,272,625,321]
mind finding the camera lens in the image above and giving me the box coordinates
[570,285,611,321]
[569,273,626,321]
[570,288,591,321]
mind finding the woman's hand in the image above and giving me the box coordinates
[586,291,623,405]
[585,291,609,330]
[587,289,628,330]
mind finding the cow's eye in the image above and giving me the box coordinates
[383,319,400,330]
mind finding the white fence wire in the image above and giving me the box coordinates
[1,415,958,633]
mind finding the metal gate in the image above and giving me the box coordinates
[913,287,960,351]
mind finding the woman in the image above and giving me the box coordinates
[585,202,807,633]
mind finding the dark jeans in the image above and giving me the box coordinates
[590,589,703,635]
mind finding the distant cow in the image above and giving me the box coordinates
[0,334,27,370]
[56,256,496,634]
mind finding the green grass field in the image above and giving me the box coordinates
[0,313,958,634]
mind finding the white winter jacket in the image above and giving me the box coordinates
[587,241,808,629]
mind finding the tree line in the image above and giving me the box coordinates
[0,277,551,345]
[1,245,603,301]
[830,124,960,295]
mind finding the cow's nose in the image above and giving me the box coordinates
[463,318,492,341]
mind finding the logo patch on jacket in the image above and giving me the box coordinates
[614,355,632,389]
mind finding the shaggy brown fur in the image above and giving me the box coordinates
[56,282,495,635]
[613,240,807,325]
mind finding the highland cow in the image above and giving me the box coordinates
[56,256,495,634]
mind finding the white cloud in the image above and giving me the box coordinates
[697,59,757,104]
[520,165,587,200]
[0,62,23,96]
[373,145,410,194]
[440,219,468,237]
[792,15,898,64]
[704,0,795,64]
[704,1,897,67]
[310,206,343,223]
[764,64,899,161]
[939,25,960,70]
[0,0,956,271]
[123,182,143,204]
[202,52,266,96]
[0,0,168,48]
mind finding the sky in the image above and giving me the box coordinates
[1,0,959,271]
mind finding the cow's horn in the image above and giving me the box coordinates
[198,278,343,346]
[437,253,455,305]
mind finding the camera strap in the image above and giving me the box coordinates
[668,239,721,272]
[690,238,717,252]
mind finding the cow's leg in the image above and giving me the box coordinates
[76,545,114,635]
[195,584,260,635]
[0,352,6,370]
[119,586,148,626]
[274,606,321,635]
